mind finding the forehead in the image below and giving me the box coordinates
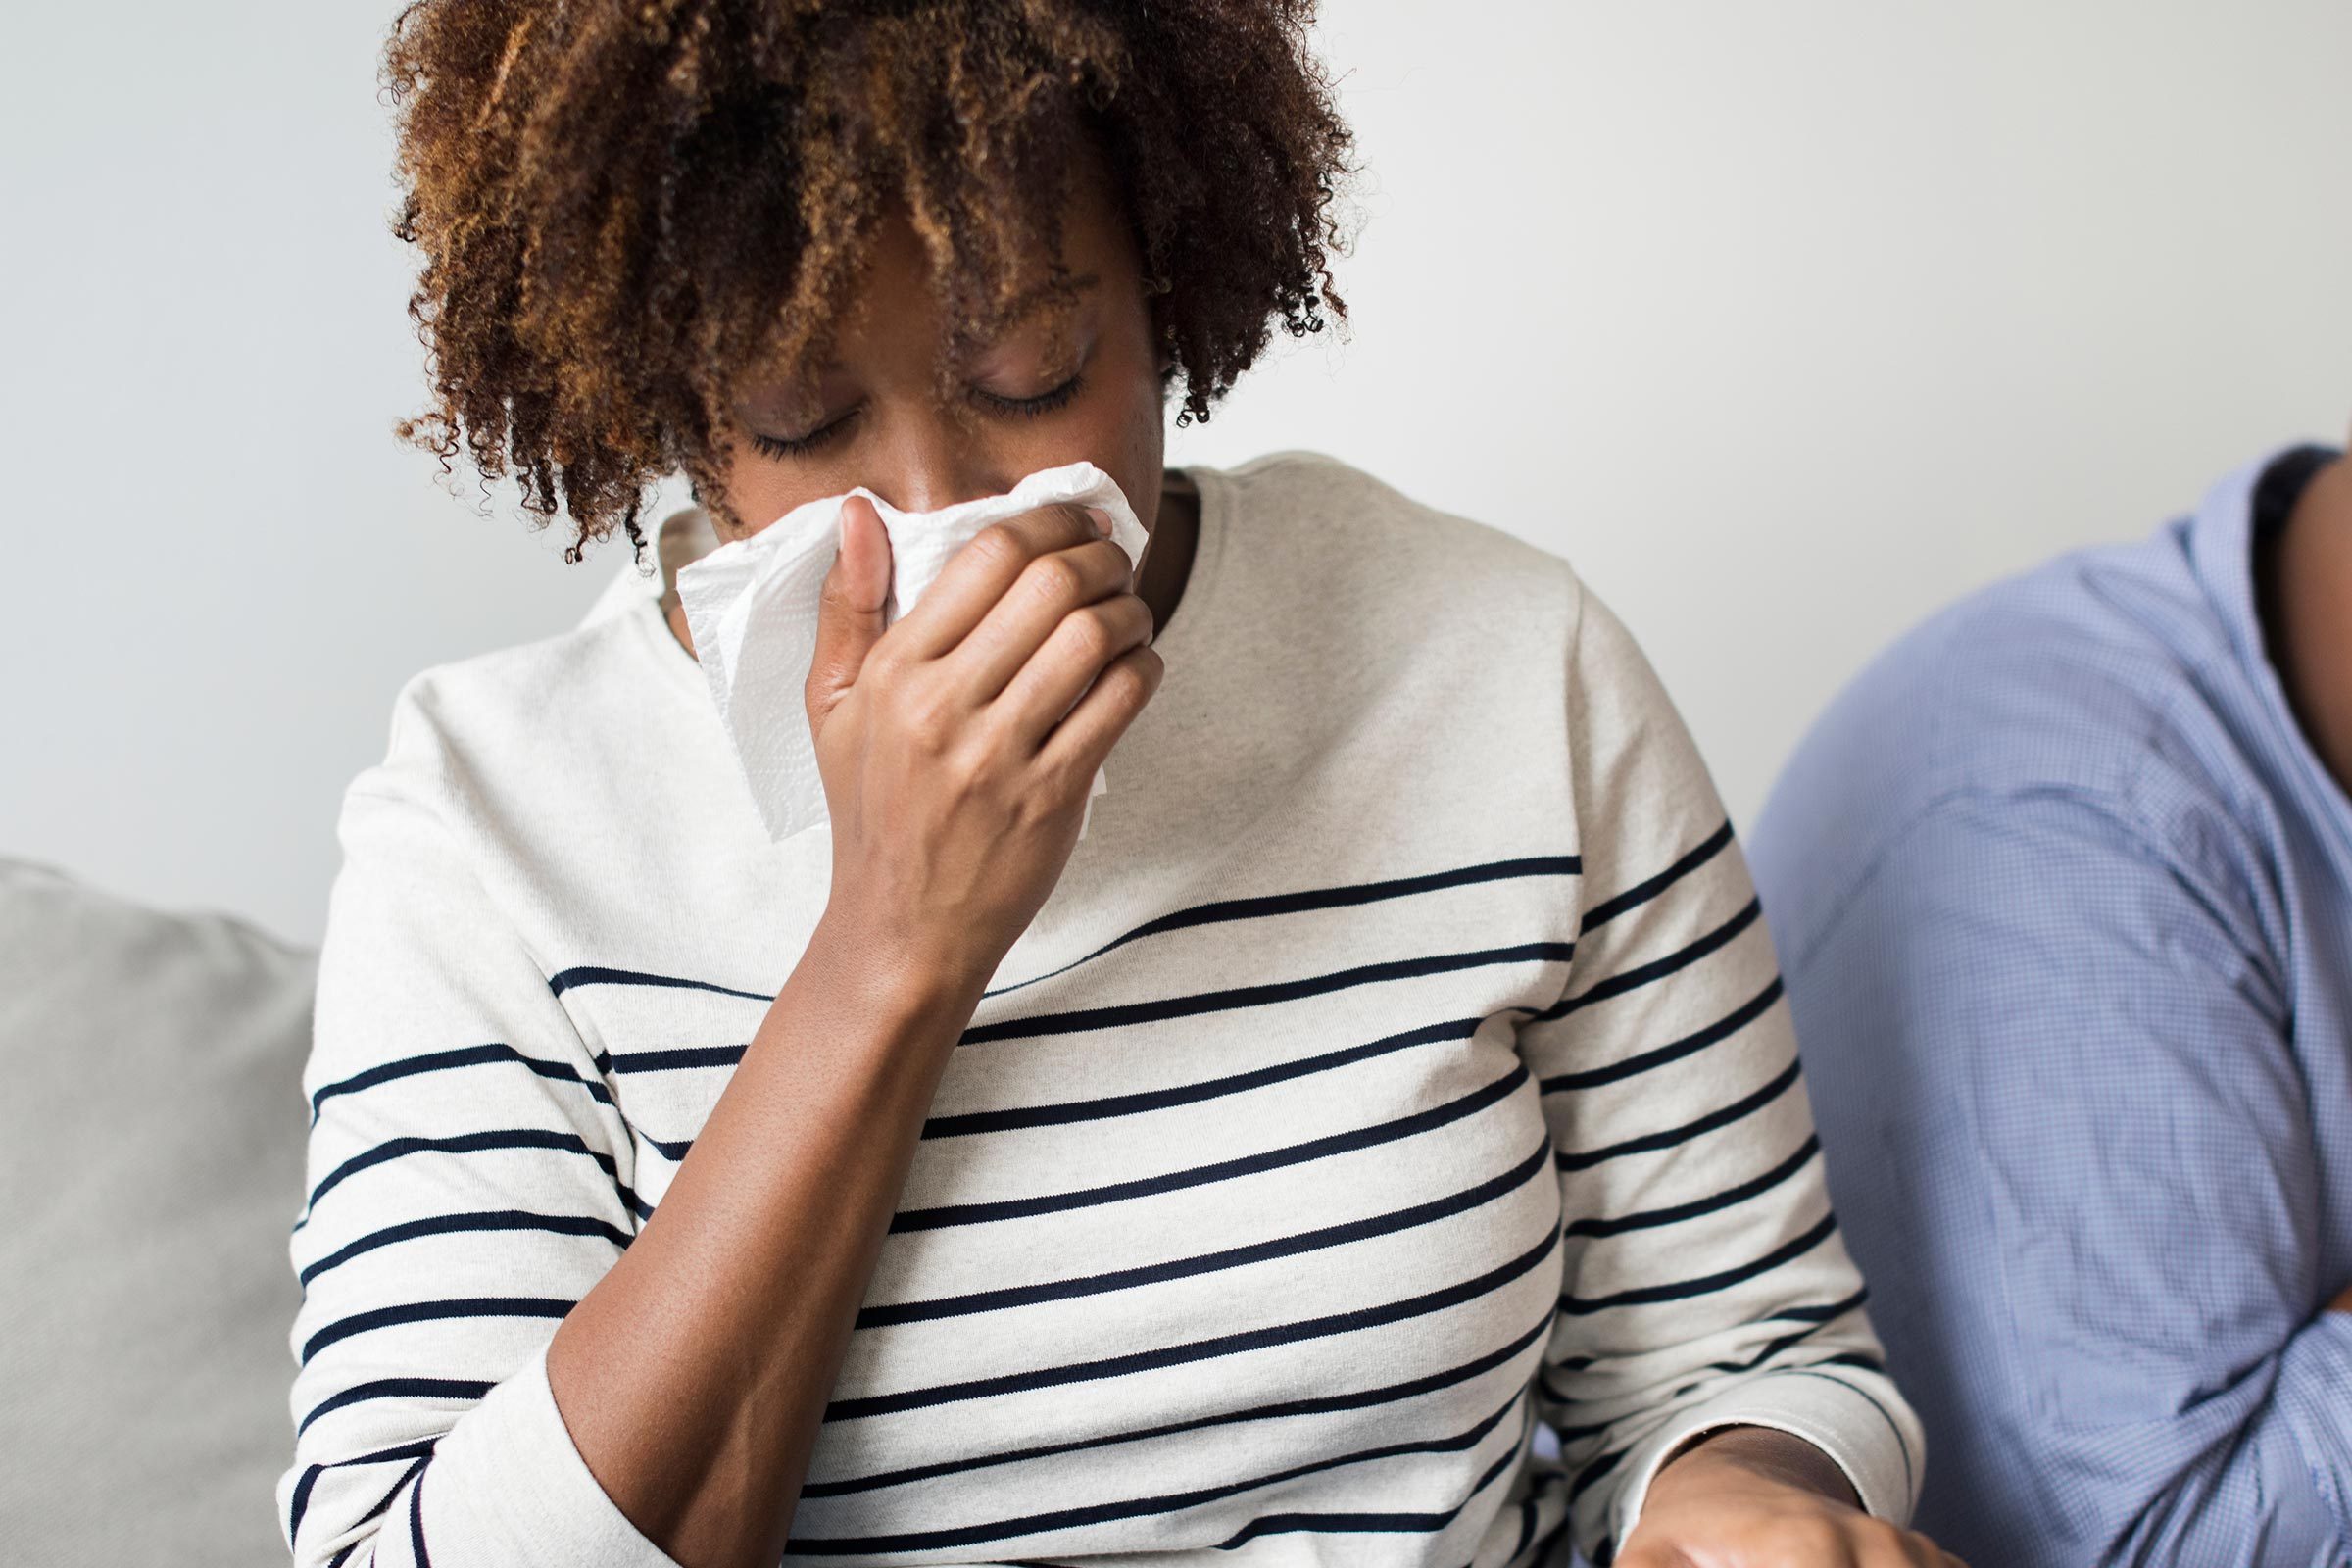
[750,175,1137,394]
[853,163,1135,314]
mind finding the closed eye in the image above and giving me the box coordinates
[748,404,862,460]
[970,371,1085,418]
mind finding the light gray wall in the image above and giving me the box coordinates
[5,1,2348,945]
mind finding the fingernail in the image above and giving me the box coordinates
[1086,506,1113,536]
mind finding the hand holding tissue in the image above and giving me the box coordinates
[674,462,1153,843]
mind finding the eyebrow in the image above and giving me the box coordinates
[760,270,1108,397]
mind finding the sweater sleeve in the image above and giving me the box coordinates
[275,677,684,1568]
[1517,584,1924,1562]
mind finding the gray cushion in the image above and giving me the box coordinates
[0,858,315,1565]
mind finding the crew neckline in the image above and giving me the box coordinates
[622,462,1236,706]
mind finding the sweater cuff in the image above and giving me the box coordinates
[430,1342,687,1568]
[1609,1367,1923,1546]
[2274,1310,2352,1544]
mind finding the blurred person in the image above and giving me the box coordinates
[1752,436,2352,1565]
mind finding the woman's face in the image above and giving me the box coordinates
[714,181,1171,542]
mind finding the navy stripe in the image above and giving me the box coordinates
[924,1014,1482,1140]
[1212,1411,1525,1550]
[891,1062,1528,1233]
[325,1544,359,1568]
[1559,1210,1838,1315]
[801,1306,1553,1499]
[1578,823,1734,934]
[287,1439,435,1545]
[1770,1289,1873,1324]
[337,1455,427,1562]
[309,1043,613,1120]
[1519,1513,1574,1568]
[302,1297,571,1365]
[984,855,1584,999]
[1554,1057,1801,1172]
[300,1209,632,1287]
[1697,1289,1869,1378]
[408,1461,432,1568]
[786,1390,1526,1555]
[638,1130,696,1162]
[608,1043,749,1073]
[1539,977,1784,1094]
[859,1138,1552,1329]
[548,965,771,1002]
[1561,1135,1820,1240]
[826,1226,1562,1421]
[960,942,1575,1046]
[1535,899,1761,1022]
[1219,1511,1452,1544]
[1566,1441,1628,1506]
[288,1465,320,1545]
[1511,1476,1542,1560]
[301,1128,640,1223]
[297,1378,493,1440]
[1544,1410,1612,1443]
[543,856,1582,1009]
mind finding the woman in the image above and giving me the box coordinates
[280,4,1955,1566]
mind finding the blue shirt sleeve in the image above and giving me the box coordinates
[1763,784,2352,1567]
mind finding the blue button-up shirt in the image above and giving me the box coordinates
[1748,447,2352,1567]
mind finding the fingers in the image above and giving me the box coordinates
[887,503,1109,661]
[996,593,1156,746]
[805,495,892,730]
[949,536,1140,701]
[1035,642,1163,785]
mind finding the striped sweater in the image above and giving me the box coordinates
[278,452,1922,1568]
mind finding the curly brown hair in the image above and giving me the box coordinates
[383,0,1355,559]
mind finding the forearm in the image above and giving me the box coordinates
[545,911,987,1568]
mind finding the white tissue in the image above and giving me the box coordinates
[674,462,1152,843]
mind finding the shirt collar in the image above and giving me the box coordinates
[2190,439,2352,840]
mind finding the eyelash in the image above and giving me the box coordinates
[746,372,1086,461]
[971,371,1086,419]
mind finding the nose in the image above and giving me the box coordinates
[864,411,1015,515]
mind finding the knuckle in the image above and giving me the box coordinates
[1113,591,1156,642]
[966,523,1031,576]
[1022,552,1086,606]
[1085,537,1138,587]
[942,742,991,798]
[1768,1518,1846,1559]
[1102,651,1158,706]
[899,686,957,753]
[1060,607,1116,663]
[860,638,906,684]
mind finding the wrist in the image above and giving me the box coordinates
[801,903,995,1036]
[1650,1426,1860,1513]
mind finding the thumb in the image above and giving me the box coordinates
[805,495,892,729]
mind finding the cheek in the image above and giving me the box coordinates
[708,457,819,539]
[1080,368,1169,533]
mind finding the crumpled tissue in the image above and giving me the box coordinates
[674,461,1152,843]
